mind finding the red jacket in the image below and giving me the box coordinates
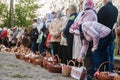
[0,30,8,39]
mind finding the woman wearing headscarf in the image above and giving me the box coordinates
[45,13,52,53]
[70,1,83,60]
[45,13,52,29]
[49,10,63,58]
[70,0,97,77]
[37,18,46,53]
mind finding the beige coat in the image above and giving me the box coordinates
[60,16,69,46]
[49,18,63,42]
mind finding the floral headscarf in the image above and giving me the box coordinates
[83,0,94,10]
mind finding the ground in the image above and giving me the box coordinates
[0,52,75,80]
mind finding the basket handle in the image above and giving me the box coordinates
[54,54,60,63]
[98,61,115,72]
[46,51,51,58]
[67,60,75,66]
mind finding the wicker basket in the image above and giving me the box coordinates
[47,55,59,69]
[114,76,120,80]
[62,60,75,77]
[47,54,62,73]
[15,54,20,59]
[43,57,48,69]
[48,64,62,73]
[34,58,40,65]
[42,51,51,69]
[95,61,116,80]
[47,59,57,69]
[29,57,35,63]
[71,61,87,80]
[39,56,44,67]
[20,54,25,60]
[24,56,29,62]
[46,51,51,58]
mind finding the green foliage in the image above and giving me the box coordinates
[0,3,8,19]
[0,3,9,27]
[11,74,33,78]
[0,0,42,28]
[15,0,41,27]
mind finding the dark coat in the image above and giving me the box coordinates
[63,12,78,37]
[97,2,118,29]
[29,28,38,42]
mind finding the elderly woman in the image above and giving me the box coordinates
[70,0,97,58]
[63,5,78,61]
[70,0,97,77]
[76,21,112,76]
[49,10,63,57]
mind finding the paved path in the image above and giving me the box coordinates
[0,52,75,80]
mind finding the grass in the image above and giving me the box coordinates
[7,64,16,67]
[114,54,120,60]
[114,39,120,59]
[0,63,3,70]
[11,74,33,78]
[27,66,31,69]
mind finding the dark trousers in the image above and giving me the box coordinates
[61,45,67,64]
[92,32,113,74]
[51,42,61,58]
[106,39,114,72]
[66,35,73,61]
[85,42,93,76]
[38,36,46,53]
[0,39,2,44]
[2,38,9,47]
[31,41,37,53]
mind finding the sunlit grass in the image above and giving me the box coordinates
[0,63,3,70]
[11,74,33,78]
[114,39,120,59]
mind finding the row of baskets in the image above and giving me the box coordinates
[15,52,120,80]
[15,51,62,73]
[15,51,87,80]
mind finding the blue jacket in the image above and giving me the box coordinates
[97,2,118,29]
[63,12,78,37]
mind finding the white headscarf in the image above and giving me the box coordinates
[37,18,44,33]
[45,13,52,28]
[3,27,7,31]
[0,28,2,31]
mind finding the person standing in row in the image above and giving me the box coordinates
[30,19,39,53]
[60,9,69,64]
[63,5,78,61]
[71,0,97,78]
[49,10,63,57]
[97,0,118,72]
